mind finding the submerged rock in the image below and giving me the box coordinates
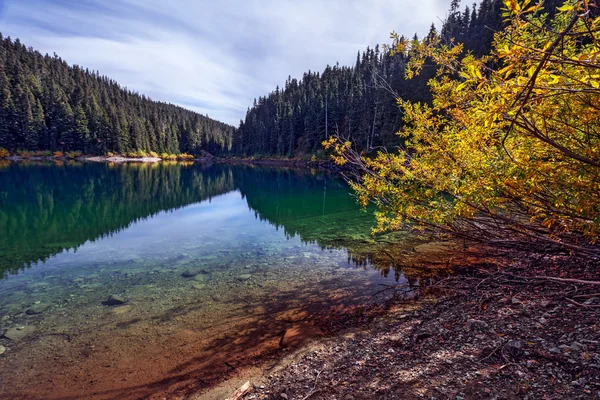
[280,324,324,348]
[26,303,51,315]
[4,325,36,342]
[103,295,126,306]
[111,305,132,315]
[181,269,204,278]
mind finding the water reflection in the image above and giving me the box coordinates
[0,162,414,279]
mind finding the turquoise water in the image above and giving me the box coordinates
[0,162,416,399]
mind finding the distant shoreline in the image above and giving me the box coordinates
[2,155,342,170]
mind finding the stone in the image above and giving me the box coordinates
[507,339,523,350]
[280,324,324,348]
[181,269,199,278]
[103,295,126,306]
[111,305,132,315]
[4,325,36,342]
[571,342,584,352]
[238,274,252,282]
[0,345,5,355]
[26,303,50,315]
[548,346,561,354]
[467,319,488,330]
[540,299,553,307]
[182,268,208,278]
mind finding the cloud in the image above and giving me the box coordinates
[0,0,453,125]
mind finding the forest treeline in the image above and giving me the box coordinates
[0,0,565,158]
[0,34,234,155]
[232,0,563,157]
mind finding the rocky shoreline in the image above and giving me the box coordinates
[191,248,600,400]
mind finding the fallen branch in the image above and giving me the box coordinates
[227,381,251,400]
[532,276,600,285]
[300,369,323,400]
[501,272,600,286]
[566,298,600,308]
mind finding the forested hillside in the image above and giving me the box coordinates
[0,0,567,159]
[0,34,234,155]
[232,0,565,158]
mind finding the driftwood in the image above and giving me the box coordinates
[227,381,251,400]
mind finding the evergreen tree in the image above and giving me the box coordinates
[0,34,235,155]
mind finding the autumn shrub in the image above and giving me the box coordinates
[161,153,177,160]
[16,150,33,158]
[177,153,194,160]
[65,151,82,159]
[326,0,600,256]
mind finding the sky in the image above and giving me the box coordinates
[0,0,451,126]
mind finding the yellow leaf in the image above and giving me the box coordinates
[556,4,574,12]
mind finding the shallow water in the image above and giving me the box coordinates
[0,162,417,399]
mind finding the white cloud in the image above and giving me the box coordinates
[0,0,452,125]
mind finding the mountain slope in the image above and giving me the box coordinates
[0,34,234,155]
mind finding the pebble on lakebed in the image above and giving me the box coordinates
[103,295,126,306]
[111,305,132,315]
[26,303,51,315]
[4,326,36,342]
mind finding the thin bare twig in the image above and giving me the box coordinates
[300,369,324,400]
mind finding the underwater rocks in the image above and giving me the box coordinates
[192,274,207,283]
[4,325,36,342]
[110,305,132,315]
[181,268,208,278]
[280,324,324,348]
[103,295,126,306]
[26,303,51,315]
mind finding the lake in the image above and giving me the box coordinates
[0,161,418,399]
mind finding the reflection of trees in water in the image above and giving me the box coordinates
[232,167,421,280]
[0,163,417,279]
[0,162,236,277]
